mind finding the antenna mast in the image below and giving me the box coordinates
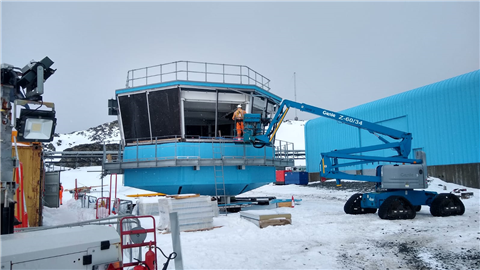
[294,72,298,120]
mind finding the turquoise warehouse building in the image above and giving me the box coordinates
[305,70,479,188]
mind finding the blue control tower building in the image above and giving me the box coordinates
[104,61,294,199]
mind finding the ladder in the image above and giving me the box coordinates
[212,141,227,205]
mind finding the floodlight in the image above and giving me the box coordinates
[16,109,57,142]
[17,57,56,98]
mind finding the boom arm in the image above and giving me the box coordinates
[259,100,408,143]
[244,99,422,183]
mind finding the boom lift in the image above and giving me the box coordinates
[243,99,465,220]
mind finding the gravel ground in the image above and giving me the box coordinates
[307,179,480,270]
[309,180,377,193]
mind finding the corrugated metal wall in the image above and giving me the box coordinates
[305,70,480,173]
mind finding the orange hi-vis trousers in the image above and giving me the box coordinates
[236,120,244,137]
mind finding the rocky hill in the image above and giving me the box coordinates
[44,121,121,168]
[45,120,121,152]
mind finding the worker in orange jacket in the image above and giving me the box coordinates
[232,104,245,137]
[59,183,63,206]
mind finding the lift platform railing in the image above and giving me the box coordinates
[126,60,271,91]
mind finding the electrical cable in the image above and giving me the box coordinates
[161,252,177,270]
[18,100,45,119]
[155,246,177,270]
[156,246,177,259]
[31,100,44,111]
[252,140,267,148]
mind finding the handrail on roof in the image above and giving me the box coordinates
[126,60,270,91]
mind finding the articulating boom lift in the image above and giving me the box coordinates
[243,99,465,220]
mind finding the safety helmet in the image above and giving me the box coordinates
[237,104,242,108]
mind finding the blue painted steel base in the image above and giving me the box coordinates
[361,190,438,209]
[122,142,277,196]
[124,166,274,196]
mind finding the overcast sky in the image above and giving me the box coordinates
[2,1,478,134]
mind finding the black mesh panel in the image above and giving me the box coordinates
[119,93,150,141]
[148,88,181,138]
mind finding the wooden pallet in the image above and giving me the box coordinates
[126,192,166,198]
[165,194,200,199]
[240,210,292,228]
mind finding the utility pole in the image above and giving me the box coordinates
[1,84,16,234]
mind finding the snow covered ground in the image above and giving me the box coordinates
[44,166,480,270]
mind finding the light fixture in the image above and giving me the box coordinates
[17,56,56,99]
[108,98,118,115]
[16,109,56,142]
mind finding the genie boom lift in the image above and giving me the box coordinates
[243,99,465,220]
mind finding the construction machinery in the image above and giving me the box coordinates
[243,99,465,219]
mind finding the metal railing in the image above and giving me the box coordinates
[100,137,296,175]
[44,151,120,168]
[126,60,270,91]
[14,214,137,233]
[110,137,295,164]
[44,137,301,173]
[275,149,306,160]
[81,194,98,209]
[275,140,295,160]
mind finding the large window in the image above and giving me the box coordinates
[184,101,235,137]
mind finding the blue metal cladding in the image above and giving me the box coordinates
[123,142,274,161]
[124,166,274,196]
[305,70,480,173]
[122,142,276,195]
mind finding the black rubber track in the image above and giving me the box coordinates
[344,193,377,214]
[430,193,465,217]
[378,196,416,220]
[227,207,242,213]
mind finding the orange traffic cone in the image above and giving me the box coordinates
[291,196,295,208]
